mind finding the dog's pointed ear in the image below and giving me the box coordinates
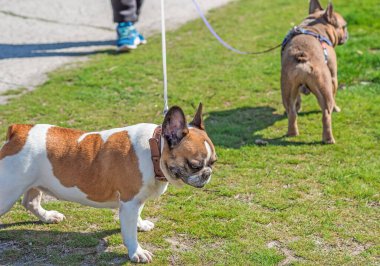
[323,2,336,24]
[162,106,189,148]
[189,103,205,130]
[309,0,323,14]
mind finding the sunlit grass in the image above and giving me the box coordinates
[0,0,379,265]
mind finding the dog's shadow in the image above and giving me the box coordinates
[0,224,126,264]
[204,106,321,148]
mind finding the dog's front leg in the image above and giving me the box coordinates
[137,204,155,232]
[120,199,153,263]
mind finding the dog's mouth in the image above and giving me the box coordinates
[339,37,347,45]
[339,31,349,45]
[166,165,212,188]
[180,175,211,188]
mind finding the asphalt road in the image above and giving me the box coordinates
[0,0,231,100]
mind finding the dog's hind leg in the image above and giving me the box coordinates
[0,167,28,217]
[329,52,341,113]
[331,76,341,113]
[295,94,302,113]
[0,187,26,217]
[22,188,65,223]
[307,72,336,144]
[318,90,336,144]
[282,75,301,136]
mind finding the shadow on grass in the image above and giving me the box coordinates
[0,227,126,264]
[0,220,43,229]
[205,106,322,148]
[0,41,117,60]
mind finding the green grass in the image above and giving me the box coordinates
[1,0,379,265]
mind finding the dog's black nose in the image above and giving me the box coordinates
[202,171,211,180]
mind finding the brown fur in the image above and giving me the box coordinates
[281,0,348,144]
[162,128,215,169]
[46,127,143,202]
[160,104,216,188]
[0,124,33,160]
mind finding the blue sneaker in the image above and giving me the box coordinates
[116,22,139,51]
[137,33,147,45]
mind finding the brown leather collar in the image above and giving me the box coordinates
[149,126,168,182]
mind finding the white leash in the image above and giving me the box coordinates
[161,0,169,115]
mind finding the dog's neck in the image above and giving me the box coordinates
[300,18,339,47]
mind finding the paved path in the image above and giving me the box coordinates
[0,0,231,98]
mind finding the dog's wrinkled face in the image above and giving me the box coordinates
[308,0,348,45]
[160,104,217,188]
[333,12,348,45]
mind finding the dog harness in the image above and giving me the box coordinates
[282,26,333,63]
[149,126,168,182]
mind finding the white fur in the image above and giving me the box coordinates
[204,141,213,185]
[205,141,212,163]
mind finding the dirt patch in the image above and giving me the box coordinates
[165,234,195,252]
[367,201,380,208]
[313,236,371,256]
[0,240,51,265]
[165,234,225,266]
[267,240,302,266]
[234,193,255,204]
[96,238,107,253]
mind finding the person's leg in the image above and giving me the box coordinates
[136,0,144,17]
[134,0,146,44]
[111,0,146,51]
[111,0,138,23]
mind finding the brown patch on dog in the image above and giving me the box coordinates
[46,127,142,202]
[0,124,33,160]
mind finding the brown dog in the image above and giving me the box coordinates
[281,0,348,144]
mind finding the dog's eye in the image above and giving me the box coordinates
[208,159,217,167]
[188,160,203,171]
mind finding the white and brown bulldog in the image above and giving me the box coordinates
[0,104,216,263]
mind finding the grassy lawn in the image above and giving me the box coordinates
[1,0,379,265]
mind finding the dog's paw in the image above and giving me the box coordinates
[42,211,66,223]
[323,138,336,144]
[287,130,299,137]
[138,219,155,232]
[129,246,153,263]
[333,105,341,113]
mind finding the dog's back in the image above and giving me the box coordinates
[281,34,328,88]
